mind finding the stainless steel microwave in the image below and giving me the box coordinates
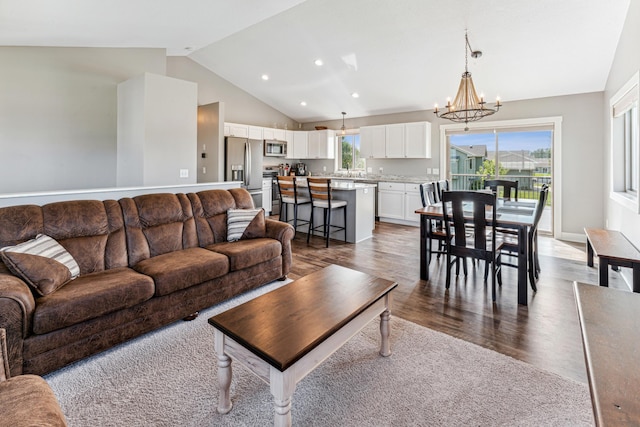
[264,140,287,157]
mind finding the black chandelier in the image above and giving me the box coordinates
[434,31,502,130]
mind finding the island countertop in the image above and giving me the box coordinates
[296,178,377,191]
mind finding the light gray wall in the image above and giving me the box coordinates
[0,47,167,194]
[117,73,198,186]
[604,0,640,245]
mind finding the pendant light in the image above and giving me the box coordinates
[434,31,502,131]
[341,112,346,135]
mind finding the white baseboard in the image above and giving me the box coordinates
[559,232,586,243]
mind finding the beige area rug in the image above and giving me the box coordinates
[45,279,594,426]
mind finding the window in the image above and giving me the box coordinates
[338,133,365,170]
[611,71,640,211]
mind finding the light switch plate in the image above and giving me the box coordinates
[180,169,189,178]
[432,168,439,175]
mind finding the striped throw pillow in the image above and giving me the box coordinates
[227,208,266,242]
[0,234,80,296]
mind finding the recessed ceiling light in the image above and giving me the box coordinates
[314,59,323,66]
[351,92,360,98]
[300,101,307,106]
[261,74,269,81]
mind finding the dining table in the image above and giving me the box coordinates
[415,198,539,306]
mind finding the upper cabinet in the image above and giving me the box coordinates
[287,131,308,159]
[263,128,286,141]
[360,125,386,158]
[360,121,431,158]
[307,130,336,159]
[248,125,263,140]
[224,122,249,138]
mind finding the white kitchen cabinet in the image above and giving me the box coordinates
[262,178,272,215]
[287,131,308,159]
[248,126,263,140]
[404,121,431,158]
[377,182,405,220]
[385,124,405,158]
[307,129,336,159]
[403,183,423,223]
[360,122,431,159]
[378,181,422,225]
[360,125,386,159]
[224,122,249,138]
[262,127,287,141]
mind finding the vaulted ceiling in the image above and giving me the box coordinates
[0,0,630,122]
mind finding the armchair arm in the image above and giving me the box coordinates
[0,273,36,376]
[264,219,295,276]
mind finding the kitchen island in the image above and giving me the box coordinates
[282,179,377,243]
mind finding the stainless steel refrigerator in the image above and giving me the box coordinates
[225,137,263,208]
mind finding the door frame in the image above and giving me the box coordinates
[438,116,563,239]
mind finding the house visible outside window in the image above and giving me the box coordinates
[339,133,365,170]
[610,71,640,211]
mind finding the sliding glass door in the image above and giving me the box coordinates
[447,126,553,233]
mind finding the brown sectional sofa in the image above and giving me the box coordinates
[0,188,294,376]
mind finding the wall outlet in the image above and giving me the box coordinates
[367,167,372,173]
[379,167,384,174]
[179,169,189,178]
[323,166,327,172]
[202,144,206,151]
[427,167,432,174]
[432,168,439,175]
[202,167,206,174]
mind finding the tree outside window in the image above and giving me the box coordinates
[339,134,365,170]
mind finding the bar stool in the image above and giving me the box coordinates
[277,175,310,234]
[306,178,347,248]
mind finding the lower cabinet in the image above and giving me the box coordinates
[377,182,422,225]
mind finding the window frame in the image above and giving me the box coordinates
[610,71,640,212]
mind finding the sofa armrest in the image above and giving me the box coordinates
[0,274,36,376]
[265,219,295,277]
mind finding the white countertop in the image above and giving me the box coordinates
[296,177,377,190]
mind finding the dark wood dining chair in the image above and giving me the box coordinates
[306,177,347,248]
[501,184,549,291]
[442,190,504,301]
[277,175,311,233]
[419,182,448,265]
[485,179,518,201]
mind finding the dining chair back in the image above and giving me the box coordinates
[419,182,439,207]
[419,182,448,264]
[442,190,503,301]
[276,175,310,232]
[306,177,347,248]
[435,179,450,202]
[485,179,518,201]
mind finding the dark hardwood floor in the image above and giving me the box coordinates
[287,221,629,384]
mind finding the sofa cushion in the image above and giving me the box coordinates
[132,247,229,297]
[226,208,266,242]
[32,267,155,335]
[207,238,281,271]
[0,234,80,296]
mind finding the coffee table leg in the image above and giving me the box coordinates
[214,331,233,414]
[379,309,391,357]
[271,369,296,427]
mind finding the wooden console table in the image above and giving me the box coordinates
[574,282,640,425]
[584,228,640,292]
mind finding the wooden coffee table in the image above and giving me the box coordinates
[208,264,397,427]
